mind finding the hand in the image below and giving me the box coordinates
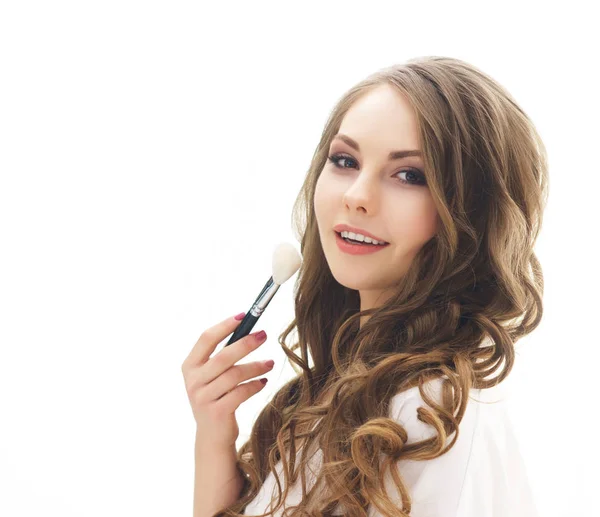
[181,313,273,449]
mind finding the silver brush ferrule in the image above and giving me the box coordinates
[250,281,280,317]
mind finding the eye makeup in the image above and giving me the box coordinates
[327,153,427,186]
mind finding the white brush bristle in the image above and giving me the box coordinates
[272,242,302,285]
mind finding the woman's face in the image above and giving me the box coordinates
[314,83,439,313]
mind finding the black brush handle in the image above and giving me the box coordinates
[225,276,274,346]
[225,311,260,346]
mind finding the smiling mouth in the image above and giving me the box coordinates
[334,231,390,246]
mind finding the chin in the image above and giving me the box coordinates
[328,268,384,291]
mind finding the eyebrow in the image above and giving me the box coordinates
[332,133,423,160]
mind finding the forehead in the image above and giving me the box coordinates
[337,85,421,151]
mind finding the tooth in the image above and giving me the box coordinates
[341,231,385,245]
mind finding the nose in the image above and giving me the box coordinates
[342,174,381,213]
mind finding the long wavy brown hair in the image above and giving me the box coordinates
[215,56,549,517]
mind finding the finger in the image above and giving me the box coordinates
[182,312,245,370]
[195,330,267,386]
[202,360,274,402]
[212,377,268,410]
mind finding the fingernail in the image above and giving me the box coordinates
[255,330,266,340]
[234,312,246,321]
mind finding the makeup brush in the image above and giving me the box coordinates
[225,242,302,346]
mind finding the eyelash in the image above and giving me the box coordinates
[327,153,427,186]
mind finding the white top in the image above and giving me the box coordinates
[243,377,539,516]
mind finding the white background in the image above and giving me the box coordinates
[1,1,598,516]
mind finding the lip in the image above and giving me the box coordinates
[333,224,388,243]
[334,231,390,255]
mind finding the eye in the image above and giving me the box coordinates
[328,153,357,170]
[398,169,427,186]
[327,153,427,186]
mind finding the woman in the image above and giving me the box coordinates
[183,55,548,516]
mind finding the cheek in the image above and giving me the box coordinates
[414,216,437,240]
[314,176,323,216]
[313,176,327,234]
[313,174,332,220]
[394,201,438,243]
[419,211,439,241]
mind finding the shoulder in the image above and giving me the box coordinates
[366,378,483,516]
[387,379,439,444]
[387,377,481,444]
